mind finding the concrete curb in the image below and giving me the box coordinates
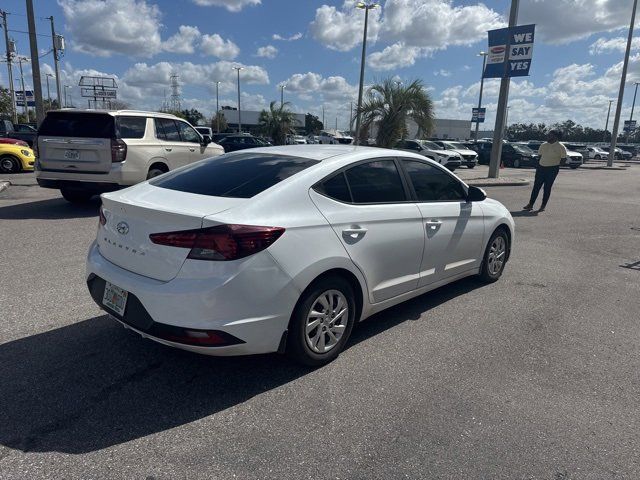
[0,181,9,194]
[580,165,628,170]
[466,179,530,187]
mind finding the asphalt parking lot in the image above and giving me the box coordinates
[1,165,639,479]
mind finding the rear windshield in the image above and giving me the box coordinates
[38,112,115,138]
[150,153,319,198]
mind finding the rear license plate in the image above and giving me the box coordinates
[64,149,80,160]
[102,281,128,316]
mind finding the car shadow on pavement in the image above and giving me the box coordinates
[0,277,485,455]
[0,197,100,220]
[510,210,539,218]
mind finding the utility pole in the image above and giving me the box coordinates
[45,73,52,107]
[335,115,338,131]
[350,101,353,134]
[280,84,286,108]
[354,2,378,145]
[215,81,220,133]
[1,11,17,123]
[474,52,488,141]
[626,82,640,143]
[48,16,62,110]
[233,66,243,132]
[26,0,44,125]
[17,56,28,120]
[604,100,613,142]
[608,0,638,166]
[322,105,325,128]
[489,0,519,178]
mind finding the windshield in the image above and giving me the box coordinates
[420,141,441,150]
[445,142,466,150]
[512,144,535,154]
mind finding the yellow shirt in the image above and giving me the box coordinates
[538,141,567,167]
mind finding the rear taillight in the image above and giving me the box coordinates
[111,138,127,162]
[149,224,285,261]
[99,205,106,226]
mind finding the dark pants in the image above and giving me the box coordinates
[529,165,560,206]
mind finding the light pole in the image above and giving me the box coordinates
[64,84,70,107]
[608,0,638,166]
[354,2,378,145]
[215,81,220,133]
[626,81,640,143]
[280,84,286,108]
[474,51,488,141]
[233,66,243,133]
[45,73,53,107]
[17,55,28,120]
[604,100,613,142]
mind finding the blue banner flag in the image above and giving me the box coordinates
[472,108,486,123]
[483,24,535,79]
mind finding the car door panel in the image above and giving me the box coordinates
[310,159,425,304]
[310,191,424,303]
[400,159,485,287]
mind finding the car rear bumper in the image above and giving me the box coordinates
[85,242,300,356]
[35,160,145,189]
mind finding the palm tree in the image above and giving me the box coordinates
[357,79,435,148]
[258,101,298,145]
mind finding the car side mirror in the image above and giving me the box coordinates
[201,135,211,146]
[467,185,486,202]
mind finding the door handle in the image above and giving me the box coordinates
[426,220,442,230]
[165,148,172,152]
[189,148,195,152]
[342,226,367,239]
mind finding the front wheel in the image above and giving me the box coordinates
[467,164,475,169]
[570,165,579,169]
[287,276,356,367]
[594,155,601,160]
[479,229,509,283]
[147,168,166,179]
[513,157,521,168]
[0,155,20,173]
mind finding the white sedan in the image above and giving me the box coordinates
[87,145,514,366]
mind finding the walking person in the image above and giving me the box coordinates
[523,130,567,212]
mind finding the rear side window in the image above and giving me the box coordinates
[402,160,466,202]
[319,173,352,202]
[38,112,115,138]
[150,153,319,198]
[157,119,180,142]
[117,116,146,139]
[345,160,406,203]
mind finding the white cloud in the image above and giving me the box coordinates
[519,0,639,45]
[434,69,452,77]
[281,72,357,103]
[192,0,260,12]
[368,43,425,71]
[58,0,163,57]
[162,25,201,54]
[272,32,303,41]
[123,61,270,89]
[590,36,640,55]
[310,1,382,52]
[200,34,240,59]
[256,45,278,59]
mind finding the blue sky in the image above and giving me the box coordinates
[1,0,639,130]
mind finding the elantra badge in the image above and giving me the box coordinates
[116,222,130,235]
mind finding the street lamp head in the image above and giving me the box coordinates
[478,51,488,56]
[356,2,379,9]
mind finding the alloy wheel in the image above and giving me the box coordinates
[305,290,349,354]
[487,236,506,276]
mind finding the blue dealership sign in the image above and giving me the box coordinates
[483,24,535,79]
[472,107,486,123]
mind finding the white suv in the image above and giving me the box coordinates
[35,110,224,203]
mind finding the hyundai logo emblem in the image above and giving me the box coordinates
[116,222,130,235]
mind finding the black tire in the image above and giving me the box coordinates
[595,154,601,160]
[60,188,93,203]
[467,164,475,169]
[147,167,167,179]
[570,165,579,169]
[513,157,521,168]
[287,276,356,367]
[0,155,20,173]
[479,228,509,283]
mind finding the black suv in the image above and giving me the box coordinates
[217,135,269,153]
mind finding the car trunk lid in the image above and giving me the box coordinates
[98,184,246,281]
